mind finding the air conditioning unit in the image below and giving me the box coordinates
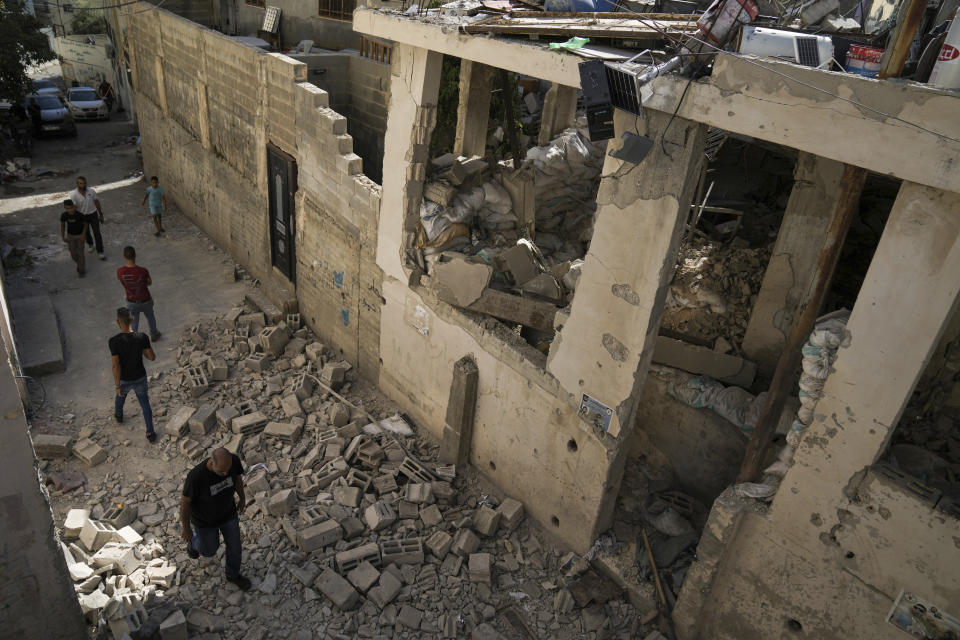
[738,26,835,68]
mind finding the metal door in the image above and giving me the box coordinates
[267,144,297,282]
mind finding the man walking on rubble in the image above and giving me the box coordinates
[181,447,251,591]
[109,307,157,442]
[71,176,106,260]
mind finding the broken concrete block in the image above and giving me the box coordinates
[64,508,90,539]
[179,437,204,461]
[497,497,524,532]
[423,179,457,206]
[188,404,217,436]
[420,504,443,528]
[245,467,270,494]
[232,411,268,435]
[340,517,364,540]
[652,336,757,388]
[406,482,433,504]
[237,311,266,331]
[104,594,148,639]
[146,564,177,588]
[334,542,381,573]
[367,570,403,609]
[206,356,228,381]
[398,500,419,520]
[293,373,315,401]
[425,530,453,560]
[258,326,290,357]
[364,500,397,531]
[473,505,501,537]
[554,588,575,613]
[396,605,424,630]
[315,568,360,611]
[305,341,325,363]
[471,623,507,640]
[333,485,362,508]
[281,393,303,418]
[116,525,143,546]
[398,457,435,484]
[297,520,343,553]
[263,421,303,444]
[159,609,188,640]
[451,529,480,556]
[432,481,455,502]
[468,552,492,583]
[380,537,424,565]
[330,402,351,428]
[73,438,107,466]
[167,406,197,437]
[68,561,94,581]
[267,489,297,517]
[92,542,139,574]
[430,258,494,307]
[32,433,72,458]
[347,560,380,593]
[216,406,239,429]
[80,519,118,552]
[320,361,350,390]
[373,473,399,495]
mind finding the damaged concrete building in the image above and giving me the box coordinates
[5,0,960,635]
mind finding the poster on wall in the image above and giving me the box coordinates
[886,589,960,639]
[578,393,613,432]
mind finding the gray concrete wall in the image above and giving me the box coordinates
[0,267,87,639]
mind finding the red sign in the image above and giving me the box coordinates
[939,45,960,62]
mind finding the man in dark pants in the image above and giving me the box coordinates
[180,447,251,591]
[109,307,156,442]
[60,200,88,277]
[117,246,161,341]
[71,176,106,260]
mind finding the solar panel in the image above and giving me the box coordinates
[794,36,821,67]
[262,6,281,33]
[605,66,643,116]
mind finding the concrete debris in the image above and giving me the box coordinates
[41,300,649,640]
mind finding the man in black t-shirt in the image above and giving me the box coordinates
[180,447,250,590]
[60,200,88,277]
[108,307,157,442]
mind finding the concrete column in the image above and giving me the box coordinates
[438,356,479,465]
[546,109,706,438]
[377,44,442,282]
[255,57,268,194]
[741,152,846,371]
[774,182,960,516]
[453,60,494,158]
[536,83,578,146]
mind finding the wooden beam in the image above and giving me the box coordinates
[737,164,867,482]
[463,288,558,332]
[877,0,928,79]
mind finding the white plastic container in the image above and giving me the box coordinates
[929,18,960,89]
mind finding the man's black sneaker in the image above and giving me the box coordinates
[114,413,123,424]
[227,575,252,591]
[146,432,157,443]
[186,544,199,560]
[151,332,162,341]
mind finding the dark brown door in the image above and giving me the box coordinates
[267,144,297,282]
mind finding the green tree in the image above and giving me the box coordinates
[0,0,55,101]
[71,7,105,34]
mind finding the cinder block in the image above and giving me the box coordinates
[33,433,73,458]
[104,594,148,639]
[263,421,303,444]
[116,525,143,546]
[497,497,524,532]
[293,373,315,401]
[373,474,398,495]
[380,537,424,566]
[398,457,434,484]
[179,437,204,461]
[159,609,188,640]
[245,467,270,493]
[315,568,360,611]
[397,605,424,630]
[406,482,433,504]
[79,519,118,552]
[468,553,492,584]
[334,542,381,573]
[297,520,343,553]
[103,503,137,529]
[281,393,302,418]
[299,505,327,527]
[345,468,372,492]
[364,500,396,531]
[92,542,139,575]
[333,485,362,508]
[232,411,268,435]
[347,560,380,593]
[64,508,90,539]
[167,406,197,437]
[267,488,297,516]
[244,353,270,372]
[258,326,290,357]
[73,437,107,466]
[425,530,452,560]
[188,404,217,436]
[420,504,442,528]
[186,366,209,397]
[367,570,402,609]
[473,505,501,537]
[451,529,480,557]
[340,516,365,540]
[216,406,239,429]
[206,356,228,381]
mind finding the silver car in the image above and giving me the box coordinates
[23,94,77,137]
[66,86,109,121]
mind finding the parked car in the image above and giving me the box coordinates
[23,94,77,137]
[66,86,109,121]
[31,79,63,97]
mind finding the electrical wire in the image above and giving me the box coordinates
[613,3,960,145]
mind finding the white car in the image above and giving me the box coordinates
[32,79,63,97]
[66,86,109,121]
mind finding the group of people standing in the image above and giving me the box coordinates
[59,175,252,590]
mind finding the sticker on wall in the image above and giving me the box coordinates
[886,589,960,638]
[578,393,613,432]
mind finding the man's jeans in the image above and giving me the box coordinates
[83,213,103,254]
[127,298,158,337]
[191,516,242,579]
[114,377,154,435]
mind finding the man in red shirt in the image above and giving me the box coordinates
[117,246,161,341]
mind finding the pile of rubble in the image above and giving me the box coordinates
[37,290,660,639]
[662,237,772,351]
